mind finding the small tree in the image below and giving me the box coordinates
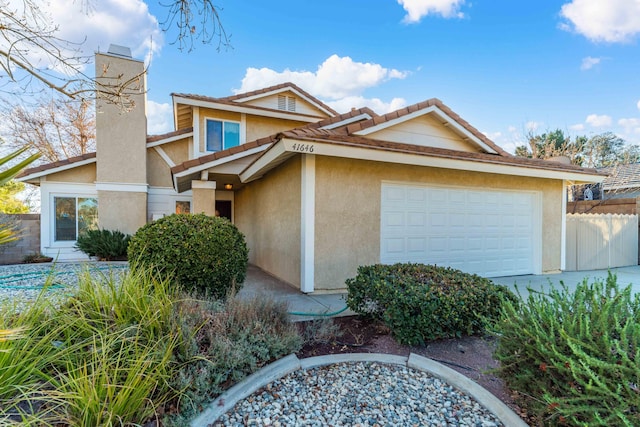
[0,180,29,214]
[0,147,40,245]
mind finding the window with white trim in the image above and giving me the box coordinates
[205,118,240,152]
[54,196,98,241]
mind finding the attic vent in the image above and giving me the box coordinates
[277,95,296,112]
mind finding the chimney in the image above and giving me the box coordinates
[94,44,148,234]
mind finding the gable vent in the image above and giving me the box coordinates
[277,95,297,112]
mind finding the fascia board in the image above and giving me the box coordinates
[353,106,498,155]
[173,145,271,180]
[147,132,193,148]
[274,139,604,183]
[232,87,336,117]
[171,96,322,122]
[239,141,288,183]
[16,158,96,182]
[320,113,373,130]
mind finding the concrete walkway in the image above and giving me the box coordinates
[236,265,354,321]
[238,264,640,321]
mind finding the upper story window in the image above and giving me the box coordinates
[206,119,240,152]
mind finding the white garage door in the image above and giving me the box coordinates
[381,183,540,277]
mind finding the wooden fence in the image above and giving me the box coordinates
[566,213,638,271]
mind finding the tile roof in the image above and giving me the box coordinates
[170,134,277,175]
[275,129,602,175]
[146,127,193,143]
[17,152,96,179]
[172,82,339,117]
[344,98,510,157]
[601,163,640,189]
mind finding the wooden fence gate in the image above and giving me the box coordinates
[566,213,638,271]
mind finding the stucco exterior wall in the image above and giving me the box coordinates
[313,156,564,291]
[45,163,96,183]
[147,149,173,187]
[97,191,147,235]
[235,157,301,288]
[160,138,190,164]
[245,116,306,142]
[95,52,147,185]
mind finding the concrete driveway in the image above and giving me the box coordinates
[238,264,640,321]
[492,265,640,299]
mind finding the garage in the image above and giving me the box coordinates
[380,182,541,277]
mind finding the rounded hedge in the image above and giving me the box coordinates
[346,263,517,345]
[128,214,248,298]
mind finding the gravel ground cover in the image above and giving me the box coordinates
[0,262,128,309]
[214,362,503,427]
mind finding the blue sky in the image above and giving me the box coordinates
[8,0,640,153]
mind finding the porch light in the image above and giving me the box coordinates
[224,183,233,190]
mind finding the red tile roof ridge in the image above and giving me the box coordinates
[146,127,193,143]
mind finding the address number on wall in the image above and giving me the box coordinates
[291,143,315,153]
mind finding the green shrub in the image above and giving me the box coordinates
[163,295,302,426]
[345,263,515,345]
[127,214,249,298]
[493,272,640,426]
[75,229,131,261]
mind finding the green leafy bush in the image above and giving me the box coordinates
[127,213,249,298]
[493,272,640,426]
[346,263,515,345]
[75,229,131,260]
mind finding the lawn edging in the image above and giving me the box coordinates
[190,352,527,427]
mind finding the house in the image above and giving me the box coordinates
[18,45,605,293]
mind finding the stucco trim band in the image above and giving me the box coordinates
[95,182,148,192]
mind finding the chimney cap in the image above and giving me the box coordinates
[107,44,132,58]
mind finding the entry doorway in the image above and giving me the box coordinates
[215,200,232,221]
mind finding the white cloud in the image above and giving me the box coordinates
[147,100,173,134]
[326,96,407,114]
[236,55,408,100]
[560,0,640,43]
[618,118,640,134]
[570,123,586,131]
[580,56,601,70]
[397,0,466,23]
[585,113,613,127]
[525,121,541,132]
[2,0,162,75]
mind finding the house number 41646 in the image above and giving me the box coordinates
[291,143,315,153]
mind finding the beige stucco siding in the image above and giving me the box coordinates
[147,149,173,187]
[313,156,563,291]
[245,116,306,143]
[367,114,479,152]
[235,156,301,288]
[97,191,147,235]
[45,163,96,183]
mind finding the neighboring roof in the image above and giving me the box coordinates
[17,152,96,181]
[601,163,640,191]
